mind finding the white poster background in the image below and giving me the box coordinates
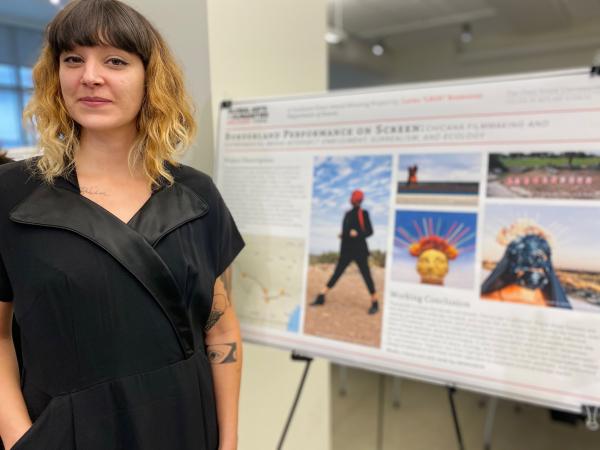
[215,69,600,412]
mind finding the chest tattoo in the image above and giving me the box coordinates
[80,186,109,196]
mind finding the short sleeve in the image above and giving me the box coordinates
[0,253,13,301]
[211,182,245,277]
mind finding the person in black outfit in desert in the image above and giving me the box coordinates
[311,189,379,314]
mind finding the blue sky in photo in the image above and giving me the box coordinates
[310,155,392,254]
[398,152,482,182]
[394,210,478,262]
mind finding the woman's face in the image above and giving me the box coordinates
[59,45,145,133]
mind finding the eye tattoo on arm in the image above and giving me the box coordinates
[207,342,237,364]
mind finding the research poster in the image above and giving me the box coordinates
[215,70,600,412]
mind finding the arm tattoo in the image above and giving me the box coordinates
[207,342,237,364]
[204,309,224,332]
[204,292,230,332]
[204,272,233,332]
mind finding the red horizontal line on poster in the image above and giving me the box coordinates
[245,330,600,402]
[224,138,600,152]
[225,107,600,130]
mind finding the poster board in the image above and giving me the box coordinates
[215,69,600,413]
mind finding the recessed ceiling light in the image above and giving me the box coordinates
[49,0,60,5]
[371,43,385,56]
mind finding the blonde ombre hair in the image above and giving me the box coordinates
[24,0,197,187]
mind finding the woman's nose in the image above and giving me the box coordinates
[80,61,104,86]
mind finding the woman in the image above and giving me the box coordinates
[0,1,244,449]
[311,189,379,315]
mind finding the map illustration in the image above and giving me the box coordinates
[232,234,305,332]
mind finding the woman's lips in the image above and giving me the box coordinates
[79,97,112,107]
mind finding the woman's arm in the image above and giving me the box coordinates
[204,270,242,450]
[0,302,31,450]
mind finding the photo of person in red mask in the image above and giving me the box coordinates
[304,155,390,347]
[311,189,379,315]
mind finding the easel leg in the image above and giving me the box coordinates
[483,397,498,450]
[277,352,313,450]
[377,373,386,450]
[447,387,465,450]
[392,377,402,409]
[583,405,599,431]
[338,365,348,397]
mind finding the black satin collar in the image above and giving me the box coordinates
[50,165,208,246]
[8,173,209,358]
[127,183,208,246]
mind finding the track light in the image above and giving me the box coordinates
[325,29,347,45]
[460,23,473,44]
[326,0,347,45]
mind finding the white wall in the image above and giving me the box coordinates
[206,0,327,112]
[124,0,214,173]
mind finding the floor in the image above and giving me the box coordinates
[331,365,599,450]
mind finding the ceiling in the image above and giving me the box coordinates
[329,0,600,42]
[334,0,495,38]
[2,0,600,55]
[3,0,600,37]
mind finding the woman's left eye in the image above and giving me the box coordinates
[107,58,128,66]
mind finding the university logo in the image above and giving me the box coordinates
[227,105,269,123]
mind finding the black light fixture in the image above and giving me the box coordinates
[460,23,473,44]
[326,0,347,45]
[591,50,600,76]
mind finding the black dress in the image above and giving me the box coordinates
[0,159,244,450]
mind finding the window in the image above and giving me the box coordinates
[0,24,43,151]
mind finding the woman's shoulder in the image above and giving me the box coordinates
[168,162,219,199]
[0,158,43,214]
[0,158,30,181]
[169,162,212,185]
[0,158,41,194]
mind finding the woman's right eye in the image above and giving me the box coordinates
[63,56,83,64]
